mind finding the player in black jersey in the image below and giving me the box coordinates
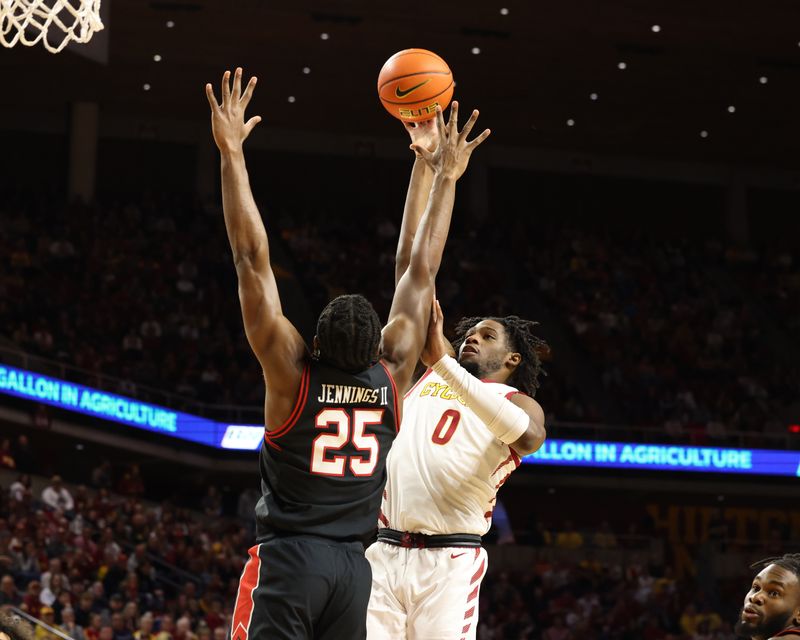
[205,67,490,640]
[736,553,800,640]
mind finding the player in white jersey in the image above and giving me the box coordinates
[366,301,547,639]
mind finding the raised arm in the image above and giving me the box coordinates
[394,119,438,286]
[206,68,307,425]
[381,102,490,394]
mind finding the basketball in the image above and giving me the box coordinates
[377,48,454,122]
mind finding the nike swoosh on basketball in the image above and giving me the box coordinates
[450,552,466,559]
[395,79,430,98]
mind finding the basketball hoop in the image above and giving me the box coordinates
[0,0,103,54]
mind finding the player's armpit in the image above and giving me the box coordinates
[507,394,546,455]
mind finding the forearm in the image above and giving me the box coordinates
[220,149,269,263]
[432,355,530,444]
[407,173,455,280]
[395,158,434,284]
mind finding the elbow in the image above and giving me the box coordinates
[514,421,547,456]
[232,243,263,268]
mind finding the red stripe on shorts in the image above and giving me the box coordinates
[230,544,262,640]
[460,551,487,639]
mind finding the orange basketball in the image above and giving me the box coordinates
[377,49,454,123]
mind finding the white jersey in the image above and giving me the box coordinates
[380,369,523,536]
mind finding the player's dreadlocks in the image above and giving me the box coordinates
[751,553,800,582]
[0,612,35,640]
[453,315,547,397]
[315,294,381,373]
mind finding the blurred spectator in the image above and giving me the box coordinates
[60,607,86,640]
[555,521,584,550]
[0,439,16,469]
[34,606,58,640]
[117,466,144,498]
[592,521,618,549]
[41,476,74,516]
[11,436,34,474]
[91,462,113,490]
[9,474,32,503]
[201,487,222,519]
[0,574,21,606]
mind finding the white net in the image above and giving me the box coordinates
[0,0,103,53]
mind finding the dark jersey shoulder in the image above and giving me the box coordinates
[773,629,800,638]
[254,359,400,544]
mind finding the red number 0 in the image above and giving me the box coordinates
[431,409,461,445]
[311,408,383,477]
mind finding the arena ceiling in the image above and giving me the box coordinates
[3,0,800,166]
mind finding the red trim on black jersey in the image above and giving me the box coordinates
[379,360,401,431]
[265,363,310,442]
[404,367,433,399]
[774,628,800,637]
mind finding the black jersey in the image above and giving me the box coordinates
[255,359,400,544]
[774,629,800,638]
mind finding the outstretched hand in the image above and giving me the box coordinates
[403,118,439,160]
[421,298,449,367]
[205,67,262,154]
[410,101,491,181]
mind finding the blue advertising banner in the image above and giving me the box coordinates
[3,365,799,473]
[523,439,800,477]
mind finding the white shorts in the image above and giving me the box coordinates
[366,542,488,640]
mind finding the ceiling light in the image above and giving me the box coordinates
[302,66,311,74]
[143,83,151,91]
[566,118,575,127]
[590,92,598,101]
[320,32,329,40]
[700,130,709,138]
[651,24,661,32]
[727,105,736,113]
[166,20,175,28]
[471,47,481,55]
[288,96,296,103]
[153,54,162,62]
[759,76,768,84]
[500,7,509,15]
[617,61,627,70]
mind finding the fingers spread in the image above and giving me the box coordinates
[459,109,479,144]
[435,104,447,140]
[221,70,231,106]
[448,101,459,138]
[467,128,492,151]
[205,83,219,111]
[244,115,262,137]
[232,67,243,100]
[241,76,257,107]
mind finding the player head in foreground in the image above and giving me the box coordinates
[736,553,800,639]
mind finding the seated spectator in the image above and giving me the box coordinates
[592,521,618,549]
[41,476,74,516]
[11,436,33,474]
[555,520,584,549]
[60,607,85,640]
[34,607,58,640]
[91,462,113,490]
[0,439,15,469]
[9,474,32,504]
[0,574,21,606]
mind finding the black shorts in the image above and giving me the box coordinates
[230,535,371,640]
